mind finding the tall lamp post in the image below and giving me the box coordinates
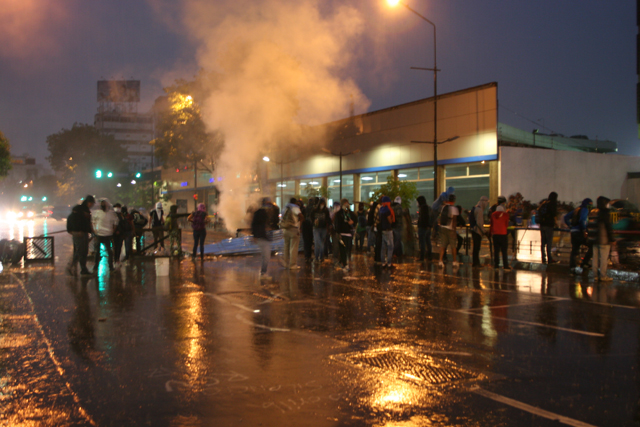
[387,0,440,198]
[321,148,361,200]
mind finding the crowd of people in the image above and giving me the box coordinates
[65,196,210,276]
[249,187,618,282]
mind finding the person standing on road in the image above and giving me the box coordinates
[112,203,127,266]
[378,196,395,267]
[188,203,209,261]
[366,201,378,254]
[150,202,165,254]
[416,196,432,262]
[334,198,357,271]
[538,191,559,264]
[252,197,274,280]
[392,196,404,258]
[120,206,134,261]
[490,196,511,270]
[280,198,303,270]
[355,203,367,252]
[311,198,332,263]
[567,198,593,274]
[66,195,95,276]
[588,196,615,281]
[92,199,119,272]
[301,198,315,263]
[437,194,459,268]
[470,196,489,267]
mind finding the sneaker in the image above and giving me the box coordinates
[452,261,460,268]
[438,261,445,268]
[259,272,272,281]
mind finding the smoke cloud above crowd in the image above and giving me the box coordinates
[155,0,371,230]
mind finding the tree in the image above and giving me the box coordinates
[153,74,223,174]
[46,123,127,201]
[369,176,418,209]
[303,185,331,200]
[0,131,11,179]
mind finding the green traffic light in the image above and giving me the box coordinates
[135,172,141,178]
[20,196,27,202]
[96,170,103,179]
[107,172,113,178]
[28,197,33,201]
[42,196,47,202]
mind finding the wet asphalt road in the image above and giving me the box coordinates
[2,222,640,426]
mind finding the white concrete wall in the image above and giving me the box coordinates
[500,146,640,204]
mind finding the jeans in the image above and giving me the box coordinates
[339,234,353,267]
[493,234,508,268]
[381,230,394,264]
[570,232,593,269]
[313,228,328,261]
[302,220,313,260]
[193,229,206,257]
[152,227,164,249]
[375,229,383,262]
[418,227,432,261]
[592,244,611,278]
[283,228,300,268]
[255,238,271,274]
[70,232,89,273]
[124,233,133,260]
[540,226,555,262]
[392,228,403,257]
[355,230,366,251]
[472,231,482,266]
[367,226,375,250]
[94,235,114,270]
[113,233,124,262]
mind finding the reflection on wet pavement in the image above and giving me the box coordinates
[1,231,640,425]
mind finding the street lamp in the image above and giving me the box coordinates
[321,148,361,200]
[387,0,440,198]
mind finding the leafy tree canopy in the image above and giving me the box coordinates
[0,131,12,179]
[369,176,418,209]
[153,72,223,173]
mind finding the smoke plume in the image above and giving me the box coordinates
[171,0,370,230]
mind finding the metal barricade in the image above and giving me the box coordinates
[23,236,55,265]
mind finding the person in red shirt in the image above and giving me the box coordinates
[490,196,511,270]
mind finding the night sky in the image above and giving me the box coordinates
[0,0,637,166]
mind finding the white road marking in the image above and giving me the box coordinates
[235,313,290,332]
[471,387,599,427]
[463,301,560,311]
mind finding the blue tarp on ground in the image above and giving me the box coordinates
[202,230,305,256]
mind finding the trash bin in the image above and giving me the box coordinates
[155,257,170,277]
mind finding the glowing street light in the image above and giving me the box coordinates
[387,0,401,5]
[131,180,137,185]
[262,156,270,162]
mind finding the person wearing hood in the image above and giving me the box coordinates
[490,196,511,270]
[568,198,593,273]
[66,195,96,276]
[416,195,432,262]
[391,196,404,257]
[311,198,332,263]
[471,196,489,267]
[588,196,615,281]
[438,194,460,267]
[188,203,210,260]
[367,201,378,254]
[150,201,166,254]
[432,187,455,224]
[280,197,303,270]
[92,198,119,272]
[334,198,357,271]
[538,191,559,264]
[378,196,395,267]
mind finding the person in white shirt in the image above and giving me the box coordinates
[92,199,120,272]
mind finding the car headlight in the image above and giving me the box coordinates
[17,211,24,218]
[27,211,34,218]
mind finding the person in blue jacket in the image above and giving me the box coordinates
[567,198,593,273]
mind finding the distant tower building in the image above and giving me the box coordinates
[94,80,154,173]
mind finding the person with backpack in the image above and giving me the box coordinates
[334,198,357,271]
[470,196,489,267]
[588,196,615,281]
[490,196,511,270]
[391,196,404,258]
[312,198,332,263]
[92,199,119,272]
[131,209,149,254]
[188,203,209,260]
[416,195,432,262]
[438,194,459,268]
[280,197,303,269]
[66,195,95,276]
[252,197,274,280]
[378,196,395,267]
[355,203,367,252]
[538,191,559,264]
[121,206,135,261]
[150,202,165,254]
[567,198,593,274]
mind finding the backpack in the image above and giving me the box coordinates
[538,200,553,224]
[132,211,148,228]
[117,212,132,234]
[191,211,206,231]
[280,207,297,229]
[151,210,163,228]
[468,206,477,229]
[570,207,582,227]
[439,205,451,226]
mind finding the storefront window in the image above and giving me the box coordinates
[444,162,490,211]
